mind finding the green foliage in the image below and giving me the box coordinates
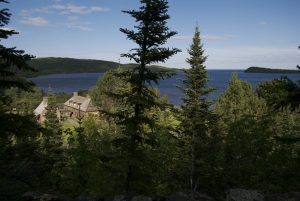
[223,108,300,192]
[215,74,268,191]
[257,77,300,111]
[146,106,182,195]
[90,68,182,196]
[216,73,266,125]
[0,1,299,200]
[178,26,222,198]
[121,63,180,73]
[40,106,66,191]
[0,114,43,201]
[222,114,274,189]
[3,87,43,114]
[267,107,300,192]
[90,68,131,114]
[101,0,181,195]
[63,116,119,196]
[215,74,300,194]
[27,57,119,77]
[0,2,43,200]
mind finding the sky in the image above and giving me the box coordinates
[2,0,300,69]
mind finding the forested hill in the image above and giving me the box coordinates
[245,66,300,74]
[26,57,178,77]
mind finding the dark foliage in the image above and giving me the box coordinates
[104,0,180,196]
[257,77,300,111]
[0,0,35,92]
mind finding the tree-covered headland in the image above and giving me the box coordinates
[0,0,299,201]
[25,57,179,77]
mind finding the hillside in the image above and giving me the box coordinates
[245,66,300,74]
[26,57,178,77]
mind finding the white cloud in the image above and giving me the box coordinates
[19,2,109,30]
[203,34,236,40]
[67,16,79,21]
[163,46,299,69]
[173,34,236,41]
[66,24,93,32]
[60,16,93,31]
[91,6,110,12]
[259,21,268,26]
[172,35,193,40]
[20,10,30,17]
[20,17,49,27]
[205,46,299,69]
[30,3,110,15]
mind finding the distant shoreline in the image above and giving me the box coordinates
[26,57,300,77]
[245,67,300,74]
[25,57,180,78]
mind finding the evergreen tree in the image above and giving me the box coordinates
[215,74,299,192]
[215,74,266,190]
[297,46,300,70]
[0,2,43,200]
[179,26,216,198]
[216,73,266,125]
[256,77,298,110]
[41,104,66,192]
[0,0,35,97]
[107,0,180,196]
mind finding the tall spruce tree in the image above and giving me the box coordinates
[179,26,215,197]
[0,0,35,97]
[297,46,300,70]
[0,2,40,200]
[108,0,180,196]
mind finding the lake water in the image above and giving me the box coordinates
[30,70,299,105]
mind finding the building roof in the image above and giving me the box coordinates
[34,97,48,116]
[64,93,98,112]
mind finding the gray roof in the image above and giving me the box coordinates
[34,97,48,116]
[64,95,98,112]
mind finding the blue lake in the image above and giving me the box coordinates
[30,70,299,105]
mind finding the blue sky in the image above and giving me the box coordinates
[3,0,300,69]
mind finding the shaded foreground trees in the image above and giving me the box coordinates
[0,0,59,201]
[54,65,299,199]
[257,77,300,111]
[0,1,40,200]
[0,1,67,200]
[215,74,299,193]
[0,0,299,200]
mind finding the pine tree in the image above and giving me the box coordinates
[297,46,300,70]
[0,0,35,96]
[108,0,180,196]
[179,26,215,197]
[0,2,41,199]
[216,73,266,124]
[119,0,180,115]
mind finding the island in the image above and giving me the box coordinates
[245,66,300,74]
[25,57,179,77]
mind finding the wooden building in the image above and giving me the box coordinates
[63,92,99,118]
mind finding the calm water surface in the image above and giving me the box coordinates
[30,70,299,105]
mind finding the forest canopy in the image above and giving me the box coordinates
[0,0,299,201]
